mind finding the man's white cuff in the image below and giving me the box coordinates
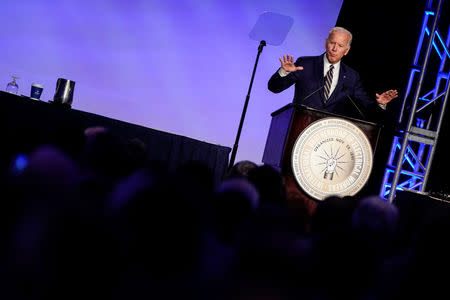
[278,68,290,77]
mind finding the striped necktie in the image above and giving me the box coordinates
[324,65,334,101]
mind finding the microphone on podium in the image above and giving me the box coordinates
[302,86,324,102]
[347,95,366,119]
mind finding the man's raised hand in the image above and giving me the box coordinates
[376,89,399,106]
[279,54,304,72]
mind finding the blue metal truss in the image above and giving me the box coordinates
[380,0,450,201]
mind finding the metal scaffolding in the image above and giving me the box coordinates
[380,0,450,202]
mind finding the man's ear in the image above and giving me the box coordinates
[344,46,351,56]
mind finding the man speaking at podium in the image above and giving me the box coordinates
[268,27,398,121]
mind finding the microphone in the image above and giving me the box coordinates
[302,86,324,102]
[347,95,366,119]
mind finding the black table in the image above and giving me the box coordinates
[1,91,230,185]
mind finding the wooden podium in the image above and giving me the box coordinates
[262,104,381,216]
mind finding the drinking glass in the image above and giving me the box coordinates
[6,76,19,94]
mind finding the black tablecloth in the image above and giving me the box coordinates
[1,91,230,185]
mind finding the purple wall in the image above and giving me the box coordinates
[2,0,343,163]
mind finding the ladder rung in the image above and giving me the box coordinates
[410,126,437,138]
[408,134,435,145]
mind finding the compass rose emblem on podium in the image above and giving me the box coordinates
[291,118,373,200]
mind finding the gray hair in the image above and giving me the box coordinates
[328,26,353,47]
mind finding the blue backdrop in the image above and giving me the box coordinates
[2,0,343,163]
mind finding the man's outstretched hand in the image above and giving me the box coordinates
[279,54,304,73]
[376,89,398,106]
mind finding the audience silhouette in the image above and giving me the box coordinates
[1,127,448,299]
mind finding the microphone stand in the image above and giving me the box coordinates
[347,95,366,119]
[228,40,266,170]
[304,86,324,102]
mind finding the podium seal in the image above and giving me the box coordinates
[291,117,373,200]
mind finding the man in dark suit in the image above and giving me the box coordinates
[268,27,398,121]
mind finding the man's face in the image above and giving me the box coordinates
[325,31,351,64]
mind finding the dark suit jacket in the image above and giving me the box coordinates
[268,54,384,121]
